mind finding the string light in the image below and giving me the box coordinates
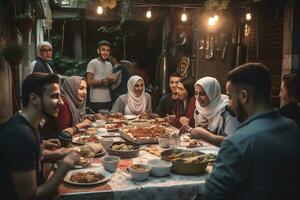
[208,17,216,26]
[213,14,219,22]
[97,6,103,15]
[146,5,152,19]
[246,12,252,21]
[181,7,187,22]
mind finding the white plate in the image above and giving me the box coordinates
[64,167,111,186]
[72,135,102,145]
[124,115,138,120]
[95,149,106,157]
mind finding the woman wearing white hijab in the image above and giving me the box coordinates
[29,41,54,74]
[112,75,152,115]
[179,77,238,147]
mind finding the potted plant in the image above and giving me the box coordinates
[15,12,35,34]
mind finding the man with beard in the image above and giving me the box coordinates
[196,63,300,200]
[86,40,116,112]
[0,73,80,200]
[155,73,181,117]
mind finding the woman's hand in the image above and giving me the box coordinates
[79,118,92,128]
[165,114,176,123]
[179,116,190,126]
[179,124,192,135]
[198,118,208,129]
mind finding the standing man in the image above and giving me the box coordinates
[155,73,181,117]
[30,41,54,74]
[0,73,79,200]
[197,63,300,200]
[86,40,115,112]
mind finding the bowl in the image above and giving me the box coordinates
[157,137,170,148]
[96,119,106,127]
[97,128,108,136]
[147,159,172,177]
[107,142,140,159]
[129,164,151,181]
[161,149,208,175]
[100,138,114,149]
[102,156,120,172]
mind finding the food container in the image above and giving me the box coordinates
[102,156,120,172]
[161,149,209,175]
[157,137,170,148]
[96,119,106,127]
[129,164,151,181]
[107,142,140,159]
[147,159,172,177]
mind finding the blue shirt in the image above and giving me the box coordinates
[202,110,300,200]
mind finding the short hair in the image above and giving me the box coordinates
[180,76,195,99]
[282,72,300,101]
[227,63,271,102]
[170,72,181,78]
[21,73,60,107]
[98,40,111,48]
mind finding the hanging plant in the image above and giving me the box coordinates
[2,41,25,66]
[205,0,230,12]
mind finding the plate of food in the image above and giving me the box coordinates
[124,115,138,120]
[102,122,123,131]
[64,167,111,186]
[72,135,102,145]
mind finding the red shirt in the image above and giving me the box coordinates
[171,97,196,128]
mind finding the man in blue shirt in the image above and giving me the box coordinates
[197,63,300,200]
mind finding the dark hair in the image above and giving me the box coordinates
[170,72,181,78]
[98,40,111,48]
[21,73,60,107]
[227,62,271,102]
[282,72,300,101]
[180,76,195,99]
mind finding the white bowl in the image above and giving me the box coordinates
[129,164,151,181]
[97,128,108,136]
[147,159,172,177]
[102,156,120,172]
[96,119,106,127]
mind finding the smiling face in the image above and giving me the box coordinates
[98,45,110,61]
[177,82,188,100]
[40,83,64,117]
[40,45,53,61]
[134,80,144,97]
[226,81,248,122]
[169,76,180,95]
[194,84,210,107]
[77,80,87,102]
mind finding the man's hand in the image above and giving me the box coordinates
[179,124,192,135]
[62,152,80,169]
[198,117,208,129]
[44,139,61,150]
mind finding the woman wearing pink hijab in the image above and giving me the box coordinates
[111,75,152,115]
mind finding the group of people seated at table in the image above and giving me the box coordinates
[1,62,300,200]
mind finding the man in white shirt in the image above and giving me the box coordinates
[86,40,115,112]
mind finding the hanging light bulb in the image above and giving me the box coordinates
[97,6,103,15]
[146,6,152,19]
[213,14,219,22]
[181,8,187,22]
[246,12,252,21]
[208,17,216,26]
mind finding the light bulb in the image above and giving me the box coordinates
[146,10,152,19]
[181,13,187,22]
[246,12,252,21]
[208,17,216,26]
[97,6,103,15]
[214,14,219,21]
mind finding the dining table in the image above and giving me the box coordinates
[55,125,219,200]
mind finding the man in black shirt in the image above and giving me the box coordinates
[0,73,79,200]
[155,73,181,117]
[279,72,300,126]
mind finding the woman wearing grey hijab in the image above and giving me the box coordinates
[56,76,92,136]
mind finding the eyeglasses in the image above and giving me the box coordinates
[40,48,52,52]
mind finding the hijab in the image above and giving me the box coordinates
[195,77,229,132]
[127,75,147,114]
[61,76,86,125]
[37,41,52,57]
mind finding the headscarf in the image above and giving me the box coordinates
[194,77,229,132]
[37,41,52,57]
[127,75,147,114]
[61,76,86,125]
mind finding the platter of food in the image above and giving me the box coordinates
[72,135,101,145]
[107,142,140,159]
[120,125,169,144]
[103,114,126,123]
[101,122,123,131]
[124,115,138,120]
[64,167,111,186]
